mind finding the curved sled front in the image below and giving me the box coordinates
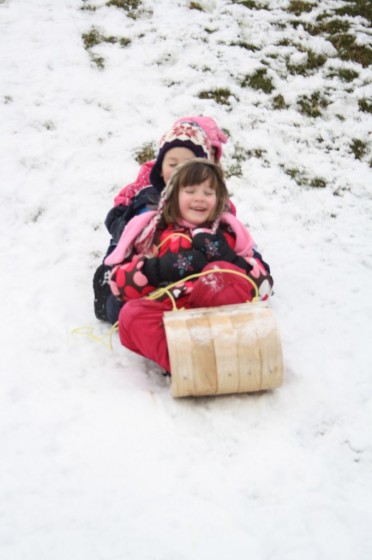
[163,302,283,398]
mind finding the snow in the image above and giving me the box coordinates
[1,0,372,558]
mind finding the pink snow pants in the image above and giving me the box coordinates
[118,262,255,373]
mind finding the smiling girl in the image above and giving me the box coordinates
[104,159,273,374]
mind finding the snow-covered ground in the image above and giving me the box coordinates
[1,0,371,558]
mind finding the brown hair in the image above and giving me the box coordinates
[161,158,228,225]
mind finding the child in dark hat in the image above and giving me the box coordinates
[94,120,214,324]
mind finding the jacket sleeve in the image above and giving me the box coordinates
[105,186,160,243]
[109,255,156,302]
[113,161,155,206]
[218,227,274,300]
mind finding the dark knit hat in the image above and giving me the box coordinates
[150,122,212,192]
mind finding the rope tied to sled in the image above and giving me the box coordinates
[145,267,260,311]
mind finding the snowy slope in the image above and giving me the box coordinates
[1,0,372,558]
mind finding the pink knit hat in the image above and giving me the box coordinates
[149,121,212,192]
[174,116,228,160]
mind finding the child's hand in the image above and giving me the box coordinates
[192,231,252,272]
[143,250,207,286]
[192,231,235,262]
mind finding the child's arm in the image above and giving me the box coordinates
[109,248,207,302]
[192,230,273,299]
[105,187,160,243]
[113,161,154,207]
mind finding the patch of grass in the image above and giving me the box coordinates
[305,18,350,36]
[231,0,267,9]
[80,2,97,11]
[350,138,369,160]
[189,1,204,10]
[119,37,131,47]
[225,162,243,178]
[284,167,326,188]
[286,49,327,75]
[82,27,131,58]
[240,68,274,93]
[198,88,236,105]
[287,1,314,16]
[82,28,128,49]
[328,33,372,67]
[82,28,105,49]
[327,67,359,81]
[230,41,259,51]
[134,143,156,165]
[247,148,267,159]
[225,144,251,178]
[358,98,372,113]
[91,53,105,70]
[272,94,288,110]
[106,0,143,18]
[297,91,329,117]
[310,177,327,188]
[335,0,372,25]
[284,167,308,186]
[107,0,140,9]
[277,38,292,47]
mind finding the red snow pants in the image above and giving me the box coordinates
[118,262,256,373]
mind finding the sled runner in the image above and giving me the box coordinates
[163,302,283,398]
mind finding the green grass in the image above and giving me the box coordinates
[327,67,359,82]
[358,98,372,113]
[198,88,235,105]
[189,2,204,10]
[106,0,143,19]
[329,33,372,67]
[297,91,329,117]
[305,18,351,36]
[230,41,259,51]
[230,0,268,9]
[80,3,97,11]
[240,68,274,93]
[284,167,327,188]
[286,49,327,75]
[134,143,156,165]
[272,94,288,110]
[82,27,131,69]
[350,139,369,160]
[287,1,314,16]
[335,0,372,25]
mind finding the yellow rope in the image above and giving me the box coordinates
[73,266,259,348]
[145,267,260,310]
[71,321,119,350]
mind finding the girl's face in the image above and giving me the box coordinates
[178,179,217,225]
[161,147,196,185]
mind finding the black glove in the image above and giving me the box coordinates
[143,250,207,287]
[192,231,252,272]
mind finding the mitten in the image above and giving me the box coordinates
[192,231,252,272]
[143,250,207,286]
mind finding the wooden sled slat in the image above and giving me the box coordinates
[163,302,283,398]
